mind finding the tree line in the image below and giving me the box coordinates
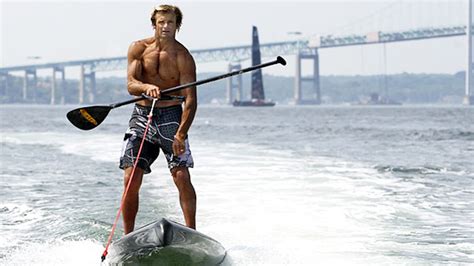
[0,71,466,105]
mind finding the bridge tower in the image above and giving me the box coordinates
[51,66,66,105]
[23,69,37,102]
[465,0,474,105]
[226,62,242,104]
[294,48,321,104]
[79,64,96,104]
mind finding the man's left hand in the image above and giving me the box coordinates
[173,135,185,156]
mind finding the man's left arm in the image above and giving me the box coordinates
[173,51,197,156]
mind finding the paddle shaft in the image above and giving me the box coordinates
[111,56,285,108]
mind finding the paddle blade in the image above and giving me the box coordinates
[66,106,112,130]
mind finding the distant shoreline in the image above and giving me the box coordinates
[0,71,467,105]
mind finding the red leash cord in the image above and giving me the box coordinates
[101,99,157,262]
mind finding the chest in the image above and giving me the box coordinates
[141,49,179,83]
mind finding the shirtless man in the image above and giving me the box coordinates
[119,4,197,234]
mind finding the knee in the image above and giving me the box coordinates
[124,168,143,192]
[172,168,191,188]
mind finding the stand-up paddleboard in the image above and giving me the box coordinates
[105,218,228,265]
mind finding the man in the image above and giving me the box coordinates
[119,4,197,234]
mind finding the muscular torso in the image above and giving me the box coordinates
[135,38,186,107]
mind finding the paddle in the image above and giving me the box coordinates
[67,56,286,130]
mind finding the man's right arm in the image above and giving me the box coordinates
[127,42,160,98]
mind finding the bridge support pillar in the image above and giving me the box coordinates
[226,63,242,104]
[79,64,96,104]
[294,53,301,104]
[23,69,37,102]
[294,48,321,105]
[51,66,65,105]
[79,65,84,104]
[86,71,96,103]
[465,0,474,105]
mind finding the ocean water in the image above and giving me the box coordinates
[0,104,473,265]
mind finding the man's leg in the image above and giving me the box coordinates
[122,167,144,234]
[171,167,196,229]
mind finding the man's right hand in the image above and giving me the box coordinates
[145,85,161,99]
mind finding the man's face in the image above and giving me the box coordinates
[154,12,177,39]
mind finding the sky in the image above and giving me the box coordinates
[0,0,469,78]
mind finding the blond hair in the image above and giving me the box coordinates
[150,4,183,30]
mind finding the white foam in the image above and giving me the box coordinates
[0,240,104,266]
[0,202,66,254]
[143,141,407,264]
[0,132,122,162]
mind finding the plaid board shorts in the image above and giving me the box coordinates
[119,104,194,174]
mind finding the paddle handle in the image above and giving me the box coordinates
[111,96,145,108]
[111,94,185,108]
[161,56,286,95]
[111,56,286,108]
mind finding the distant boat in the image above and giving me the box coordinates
[233,98,275,107]
[353,93,402,106]
[233,26,275,107]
